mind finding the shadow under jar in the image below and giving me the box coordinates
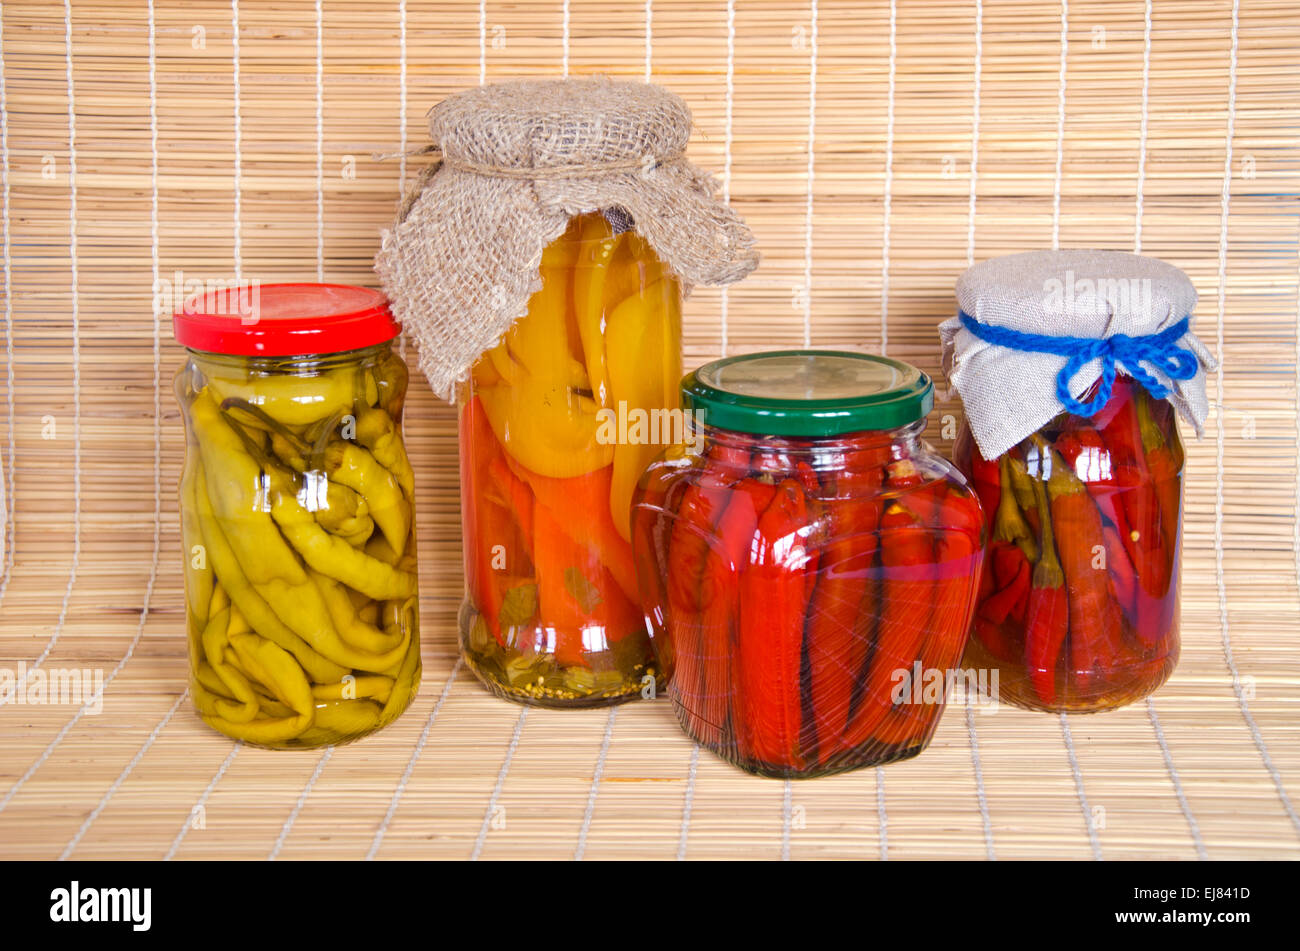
[633,351,985,778]
[458,211,682,707]
[174,283,421,748]
[955,376,1181,713]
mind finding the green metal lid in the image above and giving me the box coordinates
[681,350,933,436]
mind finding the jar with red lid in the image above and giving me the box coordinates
[632,351,985,778]
[173,283,420,748]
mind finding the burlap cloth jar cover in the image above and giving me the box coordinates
[939,249,1217,460]
[375,77,760,401]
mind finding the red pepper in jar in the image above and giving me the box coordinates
[872,482,981,748]
[1037,437,1126,697]
[1101,391,1171,606]
[965,444,1002,536]
[1133,390,1180,643]
[977,540,1031,626]
[461,396,535,644]
[842,461,935,748]
[804,467,883,763]
[508,458,639,606]
[534,501,643,667]
[1054,427,1141,595]
[666,471,742,747]
[734,478,813,771]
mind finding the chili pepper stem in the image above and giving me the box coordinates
[994,455,1039,564]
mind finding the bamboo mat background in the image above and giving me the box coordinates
[0,0,1297,861]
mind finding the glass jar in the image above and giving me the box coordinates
[458,211,682,706]
[632,351,985,778]
[173,283,420,748]
[955,375,1180,712]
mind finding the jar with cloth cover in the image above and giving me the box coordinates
[375,77,759,706]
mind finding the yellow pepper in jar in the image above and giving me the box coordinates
[460,212,682,706]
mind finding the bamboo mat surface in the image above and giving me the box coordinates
[1,0,1298,860]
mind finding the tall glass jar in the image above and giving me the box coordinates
[458,212,682,706]
[174,283,420,748]
[955,375,1180,712]
[632,351,985,778]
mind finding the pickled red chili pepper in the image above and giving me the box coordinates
[1038,437,1127,694]
[735,478,812,771]
[872,482,981,747]
[805,469,882,762]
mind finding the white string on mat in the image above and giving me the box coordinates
[962,0,995,863]
[165,741,242,860]
[719,0,736,358]
[1050,0,1068,250]
[315,0,324,283]
[396,0,408,359]
[1060,713,1103,859]
[367,658,463,860]
[471,705,528,860]
[59,690,190,860]
[800,0,818,349]
[875,769,888,860]
[878,0,896,356]
[1133,0,1153,252]
[1145,698,1208,859]
[965,0,982,268]
[231,0,243,281]
[478,0,486,86]
[1212,0,1299,837]
[676,743,699,861]
[964,693,995,860]
[574,707,616,860]
[644,0,652,81]
[0,4,15,612]
[780,779,792,860]
[3,0,85,709]
[269,746,334,860]
[561,0,570,77]
[1294,222,1300,597]
[398,1,408,192]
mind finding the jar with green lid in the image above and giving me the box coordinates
[632,350,985,778]
[173,283,420,748]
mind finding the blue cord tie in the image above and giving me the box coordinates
[957,311,1199,417]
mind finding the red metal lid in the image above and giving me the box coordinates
[173,282,400,356]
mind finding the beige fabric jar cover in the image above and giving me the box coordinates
[375,76,760,401]
[939,249,1217,461]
